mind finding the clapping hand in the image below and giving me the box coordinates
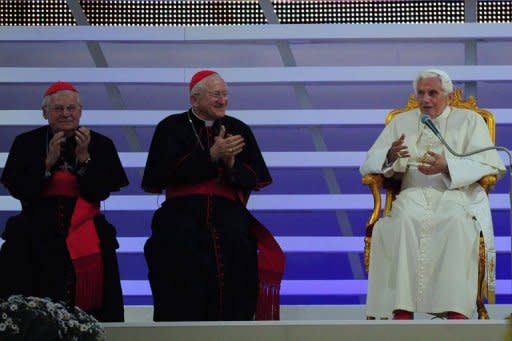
[210,125,245,168]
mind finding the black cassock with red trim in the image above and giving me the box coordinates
[142,110,285,321]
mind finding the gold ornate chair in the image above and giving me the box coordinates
[362,89,497,320]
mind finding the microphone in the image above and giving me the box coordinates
[420,112,510,158]
[420,114,442,138]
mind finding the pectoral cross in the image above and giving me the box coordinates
[417,142,433,164]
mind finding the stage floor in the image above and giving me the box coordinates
[102,305,512,341]
[122,304,512,322]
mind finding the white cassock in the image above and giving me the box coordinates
[360,106,506,319]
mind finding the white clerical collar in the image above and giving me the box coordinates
[191,108,214,127]
[431,106,451,122]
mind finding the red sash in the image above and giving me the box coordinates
[166,179,285,320]
[43,170,103,311]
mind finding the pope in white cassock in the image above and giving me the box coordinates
[360,69,506,320]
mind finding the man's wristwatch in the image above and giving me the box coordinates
[77,157,91,167]
[76,157,91,176]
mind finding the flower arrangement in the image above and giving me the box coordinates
[0,295,106,341]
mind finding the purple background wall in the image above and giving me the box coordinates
[1,25,511,306]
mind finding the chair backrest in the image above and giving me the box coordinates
[385,88,495,143]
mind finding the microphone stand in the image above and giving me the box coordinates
[429,126,512,313]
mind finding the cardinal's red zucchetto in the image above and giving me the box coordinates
[189,70,217,92]
[44,81,79,97]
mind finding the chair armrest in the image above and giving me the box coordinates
[479,175,497,193]
[362,174,384,229]
[362,174,384,273]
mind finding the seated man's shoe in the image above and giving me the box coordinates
[393,310,414,320]
[447,311,468,320]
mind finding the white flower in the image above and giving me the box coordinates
[68,319,79,328]
[1,295,105,339]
